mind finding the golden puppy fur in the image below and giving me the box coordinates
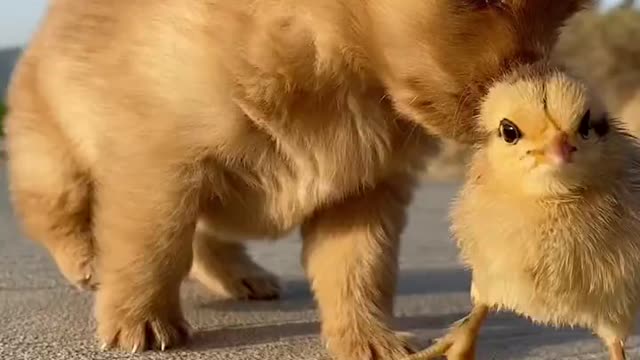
[5,0,588,358]
[411,66,640,360]
[620,90,640,137]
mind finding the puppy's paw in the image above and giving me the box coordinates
[326,329,413,360]
[192,261,281,301]
[231,270,281,300]
[96,290,191,352]
[208,268,281,301]
[52,242,97,291]
[99,316,191,352]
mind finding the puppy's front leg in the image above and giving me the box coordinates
[302,178,414,360]
[93,160,199,352]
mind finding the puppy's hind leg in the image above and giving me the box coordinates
[94,157,198,352]
[190,222,280,301]
[6,113,96,290]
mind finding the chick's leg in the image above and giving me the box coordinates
[597,323,628,360]
[405,303,488,360]
[445,304,488,360]
[606,340,626,360]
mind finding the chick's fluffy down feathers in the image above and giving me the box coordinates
[454,172,640,333]
[452,68,640,338]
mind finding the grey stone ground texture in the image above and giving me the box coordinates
[1,160,639,360]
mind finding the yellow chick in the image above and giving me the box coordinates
[409,64,640,360]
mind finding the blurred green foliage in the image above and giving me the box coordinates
[0,103,5,136]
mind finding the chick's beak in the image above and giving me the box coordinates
[547,133,577,165]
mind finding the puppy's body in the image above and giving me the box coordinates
[5,0,588,358]
[11,0,428,237]
[621,91,640,137]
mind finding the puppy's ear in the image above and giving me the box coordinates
[515,0,592,21]
[512,0,592,53]
[563,0,594,17]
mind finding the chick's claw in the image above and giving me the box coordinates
[402,336,452,360]
[403,305,489,360]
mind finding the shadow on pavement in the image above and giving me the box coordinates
[195,268,472,313]
[189,267,602,357]
[188,312,468,351]
[188,310,600,357]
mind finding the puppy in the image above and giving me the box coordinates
[4,1,589,359]
[621,91,640,137]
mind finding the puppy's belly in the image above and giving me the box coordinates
[198,179,343,242]
[196,207,299,242]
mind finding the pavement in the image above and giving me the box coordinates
[1,161,639,360]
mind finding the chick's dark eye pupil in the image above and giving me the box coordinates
[593,117,610,137]
[578,110,591,139]
[499,119,521,144]
[469,0,502,8]
[503,126,517,141]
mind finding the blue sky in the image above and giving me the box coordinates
[0,0,47,47]
[0,0,633,48]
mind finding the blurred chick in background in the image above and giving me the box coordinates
[408,65,640,360]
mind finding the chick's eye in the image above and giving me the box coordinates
[593,116,610,137]
[578,109,591,139]
[465,0,506,9]
[499,119,521,144]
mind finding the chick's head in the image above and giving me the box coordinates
[478,66,627,196]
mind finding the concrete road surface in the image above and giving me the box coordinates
[1,161,639,360]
